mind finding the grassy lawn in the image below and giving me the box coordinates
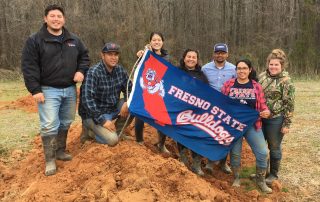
[0,109,39,156]
[0,81,83,159]
[280,81,320,201]
[0,81,38,158]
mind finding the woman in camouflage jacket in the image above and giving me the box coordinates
[258,49,295,186]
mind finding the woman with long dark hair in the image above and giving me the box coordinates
[221,59,272,193]
[135,32,170,153]
[177,48,208,176]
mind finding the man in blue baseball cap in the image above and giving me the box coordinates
[79,42,133,146]
[202,43,235,91]
[213,43,229,53]
[202,43,236,175]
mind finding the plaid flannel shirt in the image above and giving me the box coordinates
[79,61,132,125]
[221,78,269,130]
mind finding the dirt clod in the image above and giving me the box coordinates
[272,180,283,192]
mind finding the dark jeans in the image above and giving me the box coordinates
[135,118,167,144]
[262,116,284,161]
[135,118,144,142]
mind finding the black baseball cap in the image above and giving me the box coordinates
[102,42,120,53]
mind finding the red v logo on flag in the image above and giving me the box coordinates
[141,54,172,125]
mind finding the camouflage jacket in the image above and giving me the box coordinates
[258,70,295,128]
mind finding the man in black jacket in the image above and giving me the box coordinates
[21,4,89,176]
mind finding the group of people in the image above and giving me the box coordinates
[21,4,295,194]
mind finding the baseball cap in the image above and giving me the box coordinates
[214,43,228,53]
[102,42,120,53]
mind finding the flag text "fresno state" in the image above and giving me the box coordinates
[168,85,247,145]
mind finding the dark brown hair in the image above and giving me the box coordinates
[179,49,201,70]
[45,4,64,16]
[235,59,258,81]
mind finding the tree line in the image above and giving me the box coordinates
[0,0,319,77]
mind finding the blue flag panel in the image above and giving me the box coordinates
[128,50,258,160]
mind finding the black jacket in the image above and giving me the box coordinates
[180,65,209,84]
[21,24,90,95]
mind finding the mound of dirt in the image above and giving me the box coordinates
[0,94,37,112]
[8,88,81,113]
[0,124,288,202]
[12,95,38,112]
[0,96,288,201]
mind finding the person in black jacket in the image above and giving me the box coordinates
[135,32,171,153]
[177,49,208,176]
[21,4,89,176]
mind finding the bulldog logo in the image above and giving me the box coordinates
[140,68,165,97]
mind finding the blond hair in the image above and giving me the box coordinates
[266,49,288,70]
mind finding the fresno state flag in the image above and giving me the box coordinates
[127,50,259,160]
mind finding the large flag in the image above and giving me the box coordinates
[127,50,259,160]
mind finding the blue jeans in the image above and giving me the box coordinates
[82,99,133,145]
[38,85,76,137]
[230,126,268,169]
[262,116,284,161]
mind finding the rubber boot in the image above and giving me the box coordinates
[177,143,188,166]
[157,131,170,154]
[80,124,94,144]
[41,135,57,176]
[56,130,72,161]
[219,157,232,174]
[191,154,204,176]
[249,158,269,179]
[266,159,280,186]
[204,160,214,174]
[231,167,241,187]
[256,167,273,193]
[135,118,144,144]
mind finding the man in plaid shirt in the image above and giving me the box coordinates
[79,42,133,145]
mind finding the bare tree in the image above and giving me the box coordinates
[0,0,318,76]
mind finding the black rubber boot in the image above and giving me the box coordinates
[157,131,170,154]
[191,154,204,176]
[266,159,280,185]
[256,167,273,193]
[231,167,241,187]
[56,130,72,161]
[41,135,57,176]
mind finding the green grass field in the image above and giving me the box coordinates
[0,81,38,158]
